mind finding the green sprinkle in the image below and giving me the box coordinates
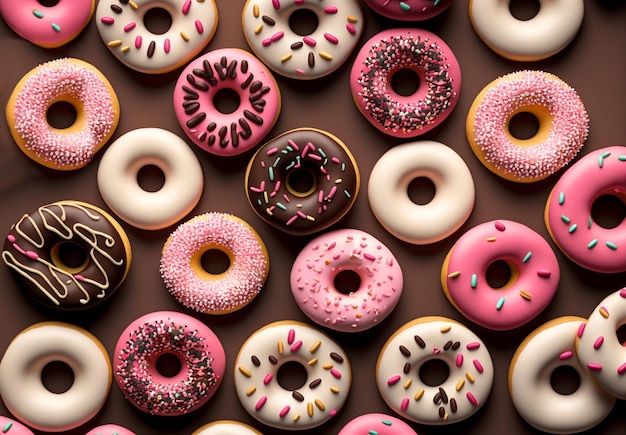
[561,215,571,223]
[400,2,410,11]
[276,202,287,211]
[268,166,274,181]
[273,156,281,167]
[434,0,442,5]
[588,216,593,229]
[606,241,617,250]
[368,431,378,435]
[496,297,505,310]
[598,151,611,168]
[282,149,289,154]
[51,23,61,32]
[257,199,262,206]
[32,9,44,18]
[344,190,351,198]
[382,419,392,426]
[471,274,477,289]
[341,163,345,172]
[286,145,294,152]
[569,224,577,233]
[3,422,13,432]
[318,148,326,158]
[558,192,565,205]
[588,239,598,249]
[618,155,626,161]
[522,252,532,263]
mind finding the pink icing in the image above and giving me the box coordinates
[85,424,136,435]
[364,0,454,21]
[338,413,417,435]
[443,220,560,330]
[0,416,34,435]
[290,228,403,332]
[545,146,626,273]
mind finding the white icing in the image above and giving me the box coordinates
[193,421,262,435]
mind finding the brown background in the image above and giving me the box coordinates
[0,1,625,434]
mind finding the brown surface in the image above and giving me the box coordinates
[0,1,625,434]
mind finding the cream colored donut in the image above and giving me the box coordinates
[469,0,584,61]
[234,321,351,430]
[509,317,616,433]
[0,322,112,432]
[376,317,494,425]
[97,128,204,230]
[368,141,475,245]
[192,420,262,435]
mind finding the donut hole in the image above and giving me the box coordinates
[617,323,626,346]
[46,101,77,130]
[549,365,581,396]
[143,7,173,35]
[137,164,166,192]
[333,269,361,295]
[38,0,60,7]
[277,361,308,391]
[288,9,319,36]
[418,358,450,387]
[390,68,421,97]
[485,260,516,289]
[407,177,436,205]
[41,361,74,394]
[509,0,541,21]
[213,88,241,115]
[286,166,317,197]
[591,193,626,229]
[200,249,231,275]
[508,112,540,140]
[155,352,183,378]
[51,241,89,274]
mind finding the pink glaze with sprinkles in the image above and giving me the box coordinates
[441,220,560,330]
[338,413,417,434]
[364,0,454,21]
[350,28,461,138]
[160,212,269,314]
[85,424,136,435]
[114,311,226,416]
[290,228,403,332]
[545,146,626,273]
[0,416,33,435]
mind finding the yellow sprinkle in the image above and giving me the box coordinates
[197,0,205,2]
[296,203,303,208]
[456,379,465,391]
[443,412,449,421]
[440,326,452,333]
[325,259,332,265]
[466,372,475,383]
[310,340,321,353]
[121,45,130,53]
[180,31,190,41]
[265,207,273,216]
[414,388,425,401]
[347,16,358,23]
[263,191,269,204]
[293,414,301,422]
[335,178,343,184]
[277,340,284,355]
[307,402,314,417]
[128,0,138,9]
[254,24,263,34]
[308,358,318,366]
[280,53,292,62]
[355,313,362,318]
[306,215,316,221]
[447,271,461,279]
[599,307,609,318]
[322,363,333,370]
[315,399,326,411]
[246,386,256,396]
[319,51,333,61]
[253,3,260,17]
[403,379,412,389]
[238,366,252,377]
[519,290,532,301]
[486,237,497,242]
[107,40,122,47]
[330,386,340,394]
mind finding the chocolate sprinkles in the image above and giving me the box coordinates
[414,335,426,348]
[292,391,305,401]
[147,40,156,58]
[309,378,322,389]
[251,355,261,367]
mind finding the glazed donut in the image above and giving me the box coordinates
[338,413,417,435]
[470,0,584,61]
[1,200,132,310]
[0,416,34,435]
[5,58,119,171]
[441,220,560,330]
[192,420,262,435]
[97,128,204,230]
[376,316,494,425]
[576,288,626,399]
[363,0,453,21]
[368,141,475,245]
[350,28,461,138]
[173,48,281,156]
[245,128,360,235]
[544,146,626,274]
[242,0,364,80]
[95,0,218,74]
[85,424,136,435]
[466,70,589,183]
[0,322,111,432]
[234,320,352,430]
[160,212,269,314]
[290,228,403,333]
[114,311,226,416]
[0,0,94,48]
[509,317,616,433]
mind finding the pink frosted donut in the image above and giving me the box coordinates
[0,0,94,48]
[85,424,136,435]
[173,48,281,156]
[545,146,626,274]
[441,220,560,330]
[338,413,417,434]
[0,416,34,435]
[350,28,461,138]
[364,0,454,21]
[113,311,226,416]
[290,228,403,332]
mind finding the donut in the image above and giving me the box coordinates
[234,320,352,430]
[242,0,364,80]
[350,28,461,138]
[5,58,119,171]
[509,317,616,433]
[173,48,281,156]
[376,316,494,425]
[441,220,560,330]
[338,413,417,435]
[576,288,626,399]
[466,70,589,183]
[0,0,94,48]
[290,228,403,333]
[95,0,218,74]
[363,0,453,21]
[1,200,132,311]
[470,0,584,61]
[368,140,475,245]
[113,311,226,416]
[97,128,204,230]
[0,322,112,432]
[85,424,136,435]
[245,128,360,235]
[192,420,262,435]
[160,212,269,314]
[0,416,34,435]
[544,146,626,274]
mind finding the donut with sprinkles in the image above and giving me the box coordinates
[338,413,417,435]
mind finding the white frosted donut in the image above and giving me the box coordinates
[96,0,218,74]
[192,420,262,435]
[469,0,584,61]
[509,317,616,433]
[376,317,494,425]
[576,288,626,399]
[97,128,204,230]
[368,141,475,245]
[0,322,112,432]
[242,0,364,79]
[234,321,351,430]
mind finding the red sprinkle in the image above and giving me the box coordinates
[324,6,338,13]
[587,363,603,371]
[473,359,484,373]
[593,336,604,350]
[101,16,115,25]
[456,354,464,367]
[495,221,506,231]
[559,351,573,360]
[287,329,295,344]
[279,405,290,418]
[400,397,409,410]
[182,0,191,15]
[467,392,479,406]
[617,362,626,375]
[577,322,586,338]
[263,373,273,385]
[195,20,204,34]
[124,22,136,32]
[387,375,401,385]
[466,342,481,350]
[290,340,303,352]
[330,368,342,379]
[255,396,267,410]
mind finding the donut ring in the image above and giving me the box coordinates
[338,413,417,435]
[160,212,270,314]
[466,70,589,182]
[173,48,281,156]
[97,128,204,230]
[576,288,626,399]
[363,0,453,21]
[376,316,494,425]
[245,128,360,235]
[85,424,136,435]
[545,146,626,274]
[470,0,584,61]
[0,322,112,432]
[350,28,461,138]
[95,0,218,74]
[192,420,262,435]
[5,58,119,171]
[368,141,475,245]
[242,0,364,80]
[0,416,34,434]
[1,200,132,311]
[290,228,403,333]
[509,317,616,433]
[113,311,226,416]
[234,320,352,430]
